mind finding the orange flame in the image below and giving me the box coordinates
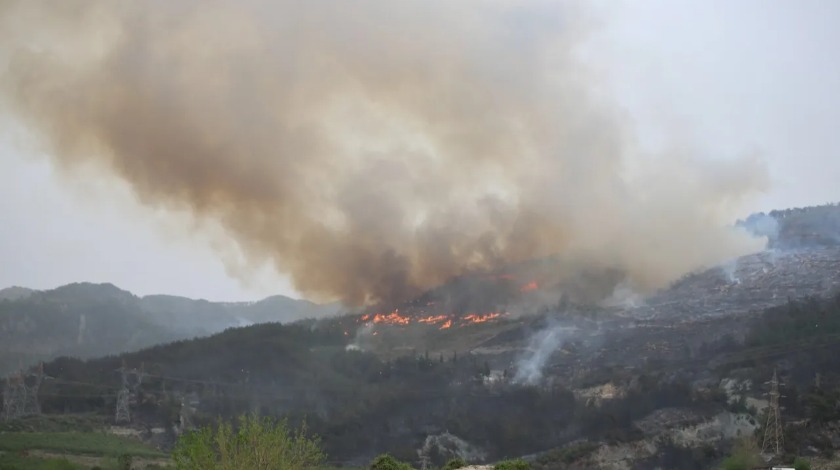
[356,310,505,328]
[462,312,503,324]
[520,281,539,292]
[372,310,411,325]
[418,314,449,325]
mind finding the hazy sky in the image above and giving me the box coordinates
[1,0,838,301]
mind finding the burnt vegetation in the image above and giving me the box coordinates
[14,290,839,466]
[3,204,840,468]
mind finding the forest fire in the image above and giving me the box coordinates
[355,310,506,328]
[417,315,449,325]
[462,312,503,324]
[371,310,411,325]
[520,281,539,292]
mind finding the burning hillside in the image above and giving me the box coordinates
[357,310,506,329]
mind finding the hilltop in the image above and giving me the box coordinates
[0,282,339,375]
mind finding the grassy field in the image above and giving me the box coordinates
[0,452,85,469]
[0,414,107,433]
[0,432,166,458]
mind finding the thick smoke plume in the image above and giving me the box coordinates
[0,1,767,306]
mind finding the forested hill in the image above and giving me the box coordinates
[0,282,340,375]
[738,202,840,249]
[31,293,840,468]
[3,202,840,467]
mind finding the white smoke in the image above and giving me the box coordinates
[235,316,254,327]
[738,212,780,247]
[720,258,740,284]
[418,432,486,470]
[602,282,645,308]
[345,322,375,351]
[513,321,576,385]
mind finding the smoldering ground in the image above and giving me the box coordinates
[0,0,767,306]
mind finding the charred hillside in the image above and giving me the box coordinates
[12,204,840,468]
[24,291,840,467]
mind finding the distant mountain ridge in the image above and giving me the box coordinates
[0,286,34,301]
[0,282,341,375]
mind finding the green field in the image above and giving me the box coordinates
[0,452,84,470]
[0,414,107,434]
[0,432,166,458]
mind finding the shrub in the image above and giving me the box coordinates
[535,443,597,466]
[117,454,132,470]
[794,457,812,470]
[370,454,414,470]
[494,459,530,470]
[44,460,76,470]
[720,437,761,470]
[172,414,324,470]
[442,457,467,470]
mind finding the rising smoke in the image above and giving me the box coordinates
[513,319,576,385]
[720,259,741,285]
[0,0,768,306]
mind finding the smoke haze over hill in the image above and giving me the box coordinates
[0,0,767,306]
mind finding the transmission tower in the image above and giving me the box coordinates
[115,389,131,424]
[1,371,26,421]
[115,361,144,424]
[22,362,44,415]
[761,369,784,456]
[178,392,197,434]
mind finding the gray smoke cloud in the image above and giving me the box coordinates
[513,320,576,385]
[0,0,767,306]
[720,258,741,284]
[737,212,780,248]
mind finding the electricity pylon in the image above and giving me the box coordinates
[22,362,44,415]
[115,361,144,424]
[1,371,26,421]
[761,369,784,456]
